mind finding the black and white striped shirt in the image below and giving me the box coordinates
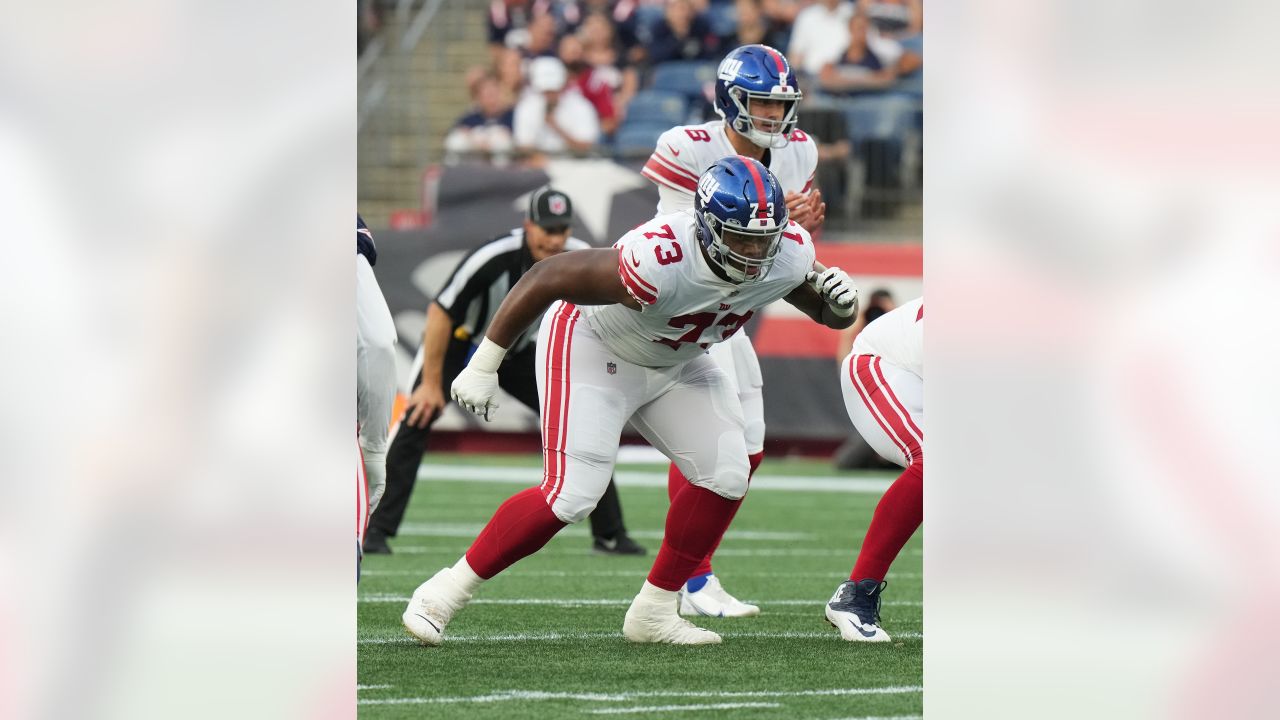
[435,227,590,355]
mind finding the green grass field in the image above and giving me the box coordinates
[358,453,921,719]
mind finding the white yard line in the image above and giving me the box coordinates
[362,569,922,579]
[359,595,920,607]
[418,464,893,494]
[395,523,815,541]
[358,631,922,644]
[356,684,391,691]
[378,546,921,558]
[587,702,781,714]
[358,686,923,705]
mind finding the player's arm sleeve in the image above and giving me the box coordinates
[641,129,700,199]
[614,224,678,311]
[356,255,398,453]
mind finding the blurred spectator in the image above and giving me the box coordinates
[495,47,527,98]
[759,0,805,49]
[443,74,517,165]
[643,0,720,66]
[817,11,921,94]
[559,34,621,135]
[837,288,896,361]
[788,0,856,79]
[489,0,535,61]
[519,11,563,60]
[580,11,639,114]
[724,0,769,49]
[797,106,854,223]
[514,57,602,161]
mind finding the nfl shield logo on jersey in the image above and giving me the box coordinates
[606,362,617,375]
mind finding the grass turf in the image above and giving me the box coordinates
[358,453,921,719]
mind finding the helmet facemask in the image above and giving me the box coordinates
[726,86,801,149]
[698,210,784,283]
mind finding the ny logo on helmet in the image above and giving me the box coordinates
[718,58,744,81]
[697,174,720,206]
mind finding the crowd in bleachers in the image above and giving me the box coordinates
[442,0,921,170]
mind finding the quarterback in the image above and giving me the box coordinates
[639,44,828,617]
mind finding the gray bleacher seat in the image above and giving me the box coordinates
[623,90,690,128]
[649,61,718,103]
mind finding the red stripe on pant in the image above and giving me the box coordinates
[541,303,579,504]
[540,304,567,496]
[851,355,920,465]
[871,357,923,446]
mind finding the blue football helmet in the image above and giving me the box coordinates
[694,156,789,283]
[713,44,803,149]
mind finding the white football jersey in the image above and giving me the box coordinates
[580,212,816,368]
[852,297,924,379]
[641,120,819,213]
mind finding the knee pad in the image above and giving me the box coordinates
[690,433,751,500]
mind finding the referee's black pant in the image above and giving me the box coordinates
[369,340,631,543]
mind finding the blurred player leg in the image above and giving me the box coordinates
[356,254,397,519]
[622,355,751,643]
[356,431,368,582]
[365,341,466,553]
[665,333,764,616]
[827,352,923,642]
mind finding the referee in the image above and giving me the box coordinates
[364,187,645,556]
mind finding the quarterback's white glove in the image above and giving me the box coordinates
[450,338,507,421]
[806,266,859,317]
[362,448,386,515]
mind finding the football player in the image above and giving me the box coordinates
[401,157,859,646]
[356,215,397,576]
[638,44,827,617]
[828,297,923,641]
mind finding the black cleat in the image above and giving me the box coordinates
[362,529,392,555]
[825,579,891,642]
[593,533,647,556]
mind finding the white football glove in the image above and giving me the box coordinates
[362,448,386,515]
[805,266,860,317]
[450,338,507,421]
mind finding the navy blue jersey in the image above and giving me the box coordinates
[357,214,377,266]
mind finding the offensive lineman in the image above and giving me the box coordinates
[400,157,859,646]
[356,215,396,576]
[828,297,923,641]
[638,44,827,617]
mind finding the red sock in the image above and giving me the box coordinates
[685,451,764,579]
[648,483,743,590]
[851,462,923,582]
[465,487,567,579]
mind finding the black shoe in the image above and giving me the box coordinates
[362,529,392,555]
[824,579,890,642]
[593,533,647,556]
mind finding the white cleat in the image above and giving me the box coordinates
[401,567,473,646]
[624,588,722,645]
[825,579,891,642]
[678,575,760,618]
